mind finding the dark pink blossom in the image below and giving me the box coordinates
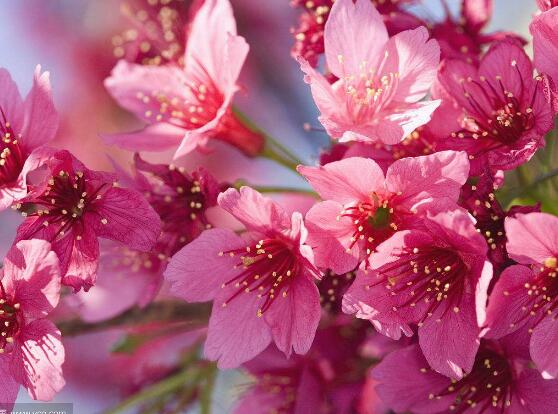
[14,150,161,291]
[436,41,554,175]
[0,240,63,410]
[299,0,441,145]
[343,209,492,379]
[105,0,264,158]
[483,212,558,379]
[430,0,525,63]
[165,187,321,368]
[0,66,58,211]
[298,151,469,274]
[372,332,558,413]
[536,0,558,11]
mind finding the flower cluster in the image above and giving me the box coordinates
[3,0,558,412]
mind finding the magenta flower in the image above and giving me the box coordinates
[343,209,492,378]
[14,150,161,291]
[0,66,58,211]
[531,7,558,111]
[298,151,469,274]
[0,240,64,411]
[483,212,558,379]
[299,0,441,145]
[104,0,264,158]
[372,333,558,413]
[436,41,554,175]
[165,187,321,368]
[431,0,525,63]
[537,0,558,11]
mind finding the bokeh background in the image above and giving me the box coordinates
[0,0,539,412]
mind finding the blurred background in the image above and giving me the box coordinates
[0,0,540,412]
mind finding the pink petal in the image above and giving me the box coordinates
[217,187,291,236]
[2,240,61,318]
[531,316,558,379]
[531,7,558,84]
[385,26,440,103]
[298,157,385,204]
[0,67,24,134]
[372,345,453,413]
[101,123,184,152]
[60,225,100,291]
[0,363,18,412]
[505,212,558,265]
[418,294,480,379]
[324,0,388,78]
[386,150,469,211]
[18,319,65,401]
[205,291,272,368]
[483,265,534,339]
[105,61,187,123]
[305,200,359,274]
[91,186,161,252]
[463,0,492,32]
[20,65,58,152]
[511,369,558,413]
[264,276,321,357]
[165,228,245,302]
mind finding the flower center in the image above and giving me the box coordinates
[0,283,21,354]
[0,108,25,187]
[372,246,467,324]
[17,170,107,239]
[219,239,298,316]
[507,257,558,332]
[340,196,400,259]
[319,269,356,313]
[336,55,400,123]
[453,66,539,153]
[430,346,514,412]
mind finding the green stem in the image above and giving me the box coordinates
[232,107,303,172]
[103,368,199,414]
[199,364,218,414]
[58,301,210,336]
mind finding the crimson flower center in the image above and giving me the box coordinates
[373,246,468,323]
[454,66,538,151]
[431,347,514,412]
[0,107,25,186]
[0,284,20,354]
[219,238,299,316]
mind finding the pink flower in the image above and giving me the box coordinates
[483,212,558,379]
[165,187,321,368]
[436,41,554,175]
[537,0,558,11]
[298,151,469,274]
[431,0,525,63]
[372,333,558,413]
[0,240,64,410]
[459,173,540,274]
[530,7,558,111]
[104,0,264,158]
[0,66,58,211]
[343,209,492,378]
[14,150,161,291]
[299,0,441,145]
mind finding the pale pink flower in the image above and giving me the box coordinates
[483,212,558,379]
[165,187,321,368]
[372,332,558,413]
[299,0,441,145]
[530,6,558,111]
[0,66,58,211]
[104,0,264,158]
[343,209,492,379]
[436,41,554,175]
[0,240,64,411]
[298,151,469,274]
[14,150,161,291]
